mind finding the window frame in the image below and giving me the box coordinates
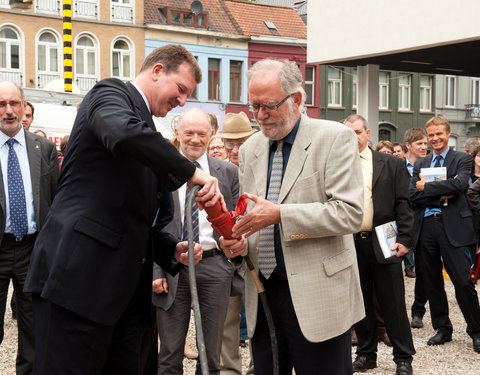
[229,60,242,103]
[327,66,342,108]
[111,37,133,81]
[208,58,220,101]
[304,65,315,107]
[378,71,390,110]
[419,75,433,112]
[398,73,411,111]
[167,8,208,28]
[36,29,62,89]
[74,33,99,93]
[445,75,456,108]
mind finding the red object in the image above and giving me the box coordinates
[204,194,248,240]
[472,246,480,283]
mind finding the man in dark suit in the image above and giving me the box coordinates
[0,81,58,375]
[24,45,224,375]
[344,115,415,375]
[153,108,238,374]
[410,115,480,352]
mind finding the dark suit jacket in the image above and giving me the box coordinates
[152,155,239,311]
[409,149,475,249]
[25,78,196,326]
[0,130,58,239]
[371,150,414,264]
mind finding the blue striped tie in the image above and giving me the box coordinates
[7,138,28,241]
[183,161,200,243]
[258,140,283,279]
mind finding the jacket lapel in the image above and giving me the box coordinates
[250,136,270,199]
[25,131,41,225]
[372,150,384,188]
[278,117,310,203]
[125,82,156,131]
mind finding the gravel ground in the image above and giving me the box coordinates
[2,275,480,374]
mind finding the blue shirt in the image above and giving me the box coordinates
[424,147,449,217]
[266,117,301,275]
[0,129,37,234]
[405,156,414,177]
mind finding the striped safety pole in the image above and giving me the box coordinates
[63,0,72,92]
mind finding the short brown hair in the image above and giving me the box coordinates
[139,44,201,83]
[26,101,34,116]
[425,115,451,133]
[344,114,368,129]
[375,140,394,153]
[404,128,427,144]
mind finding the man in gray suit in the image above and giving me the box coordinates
[221,59,365,374]
[153,108,239,375]
[0,81,58,375]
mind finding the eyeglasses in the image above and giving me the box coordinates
[224,140,246,150]
[247,94,292,113]
[209,145,225,151]
[0,101,22,109]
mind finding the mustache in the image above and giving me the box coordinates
[2,115,18,121]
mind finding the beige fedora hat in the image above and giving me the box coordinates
[218,112,257,139]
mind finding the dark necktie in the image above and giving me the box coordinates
[258,140,284,279]
[7,138,28,240]
[183,161,201,243]
[434,155,442,168]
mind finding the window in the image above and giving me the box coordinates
[208,58,220,101]
[379,71,390,109]
[0,27,21,85]
[304,66,315,106]
[37,31,61,89]
[75,35,97,93]
[379,129,391,141]
[327,66,342,107]
[472,79,480,105]
[112,38,132,80]
[37,0,61,15]
[352,68,357,108]
[398,74,411,111]
[229,60,241,103]
[74,0,98,19]
[112,0,133,23]
[419,75,433,112]
[445,75,456,107]
[167,9,207,28]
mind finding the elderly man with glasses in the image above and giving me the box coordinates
[220,58,365,374]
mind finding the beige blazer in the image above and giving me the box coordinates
[239,115,365,342]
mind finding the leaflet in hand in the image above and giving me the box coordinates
[374,221,398,259]
[420,167,447,182]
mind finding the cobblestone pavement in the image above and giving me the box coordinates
[2,275,480,374]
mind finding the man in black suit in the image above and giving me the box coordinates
[344,115,415,375]
[153,108,238,374]
[25,45,224,375]
[410,115,480,352]
[0,81,58,375]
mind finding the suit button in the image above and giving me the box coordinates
[256,247,259,254]
[141,258,146,264]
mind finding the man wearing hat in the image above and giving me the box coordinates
[218,112,256,375]
[218,112,256,167]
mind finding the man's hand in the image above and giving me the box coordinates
[392,243,409,257]
[152,278,168,294]
[220,236,247,258]
[416,173,426,191]
[231,193,280,238]
[189,167,227,212]
[174,241,202,265]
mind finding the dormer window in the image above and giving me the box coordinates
[166,8,208,28]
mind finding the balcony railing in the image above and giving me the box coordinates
[0,0,9,6]
[76,76,96,93]
[74,0,97,19]
[37,0,61,15]
[0,70,21,85]
[466,104,480,120]
[37,72,61,89]
[112,3,133,23]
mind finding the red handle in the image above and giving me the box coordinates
[204,194,248,240]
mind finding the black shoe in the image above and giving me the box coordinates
[352,355,376,372]
[427,331,452,346]
[473,337,480,353]
[410,316,423,329]
[396,361,413,375]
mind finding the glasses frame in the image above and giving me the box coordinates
[247,93,293,113]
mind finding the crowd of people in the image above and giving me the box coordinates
[1,43,480,375]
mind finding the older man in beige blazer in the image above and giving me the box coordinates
[221,59,365,374]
